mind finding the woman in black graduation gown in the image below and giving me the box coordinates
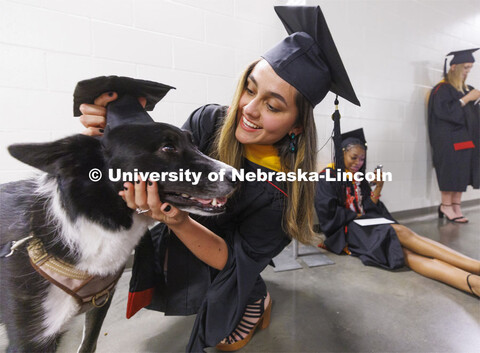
[315,128,480,297]
[428,48,480,223]
[78,6,361,352]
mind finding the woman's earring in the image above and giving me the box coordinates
[289,132,297,153]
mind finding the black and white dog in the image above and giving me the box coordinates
[0,122,236,352]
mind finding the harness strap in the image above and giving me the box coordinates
[28,238,91,280]
[27,237,123,313]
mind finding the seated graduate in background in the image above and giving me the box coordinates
[315,128,480,297]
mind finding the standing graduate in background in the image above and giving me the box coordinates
[315,128,480,297]
[428,49,480,223]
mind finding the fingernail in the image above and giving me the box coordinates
[164,205,171,212]
[148,181,153,186]
[108,92,114,97]
[99,129,104,133]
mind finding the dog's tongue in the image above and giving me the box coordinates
[191,197,227,206]
[196,198,212,205]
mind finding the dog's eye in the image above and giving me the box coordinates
[161,144,176,152]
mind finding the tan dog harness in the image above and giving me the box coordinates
[27,237,123,313]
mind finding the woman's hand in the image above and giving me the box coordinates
[119,179,189,227]
[119,180,228,270]
[370,169,384,204]
[462,89,480,105]
[372,179,384,189]
[370,170,385,189]
[79,92,117,136]
[79,92,147,136]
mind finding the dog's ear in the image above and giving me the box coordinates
[8,134,101,175]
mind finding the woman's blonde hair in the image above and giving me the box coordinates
[446,63,468,92]
[211,59,317,244]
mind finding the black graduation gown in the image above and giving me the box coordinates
[427,82,480,191]
[314,168,404,270]
[127,104,291,352]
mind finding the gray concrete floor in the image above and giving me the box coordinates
[1,205,479,352]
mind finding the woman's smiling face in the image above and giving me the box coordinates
[235,60,301,145]
[343,145,366,172]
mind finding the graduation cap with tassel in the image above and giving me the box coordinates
[443,48,479,78]
[262,5,360,176]
[263,6,361,271]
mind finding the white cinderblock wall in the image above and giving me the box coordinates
[1,0,479,212]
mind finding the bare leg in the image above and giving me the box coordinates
[392,224,480,275]
[452,191,468,222]
[403,248,480,296]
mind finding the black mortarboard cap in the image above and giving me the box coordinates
[341,128,367,149]
[73,76,175,130]
[443,48,478,77]
[447,48,478,65]
[334,128,368,204]
[262,6,360,107]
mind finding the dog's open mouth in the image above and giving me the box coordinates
[163,192,228,214]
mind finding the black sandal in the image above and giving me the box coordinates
[438,204,468,223]
[452,203,469,223]
[216,294,272,351]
